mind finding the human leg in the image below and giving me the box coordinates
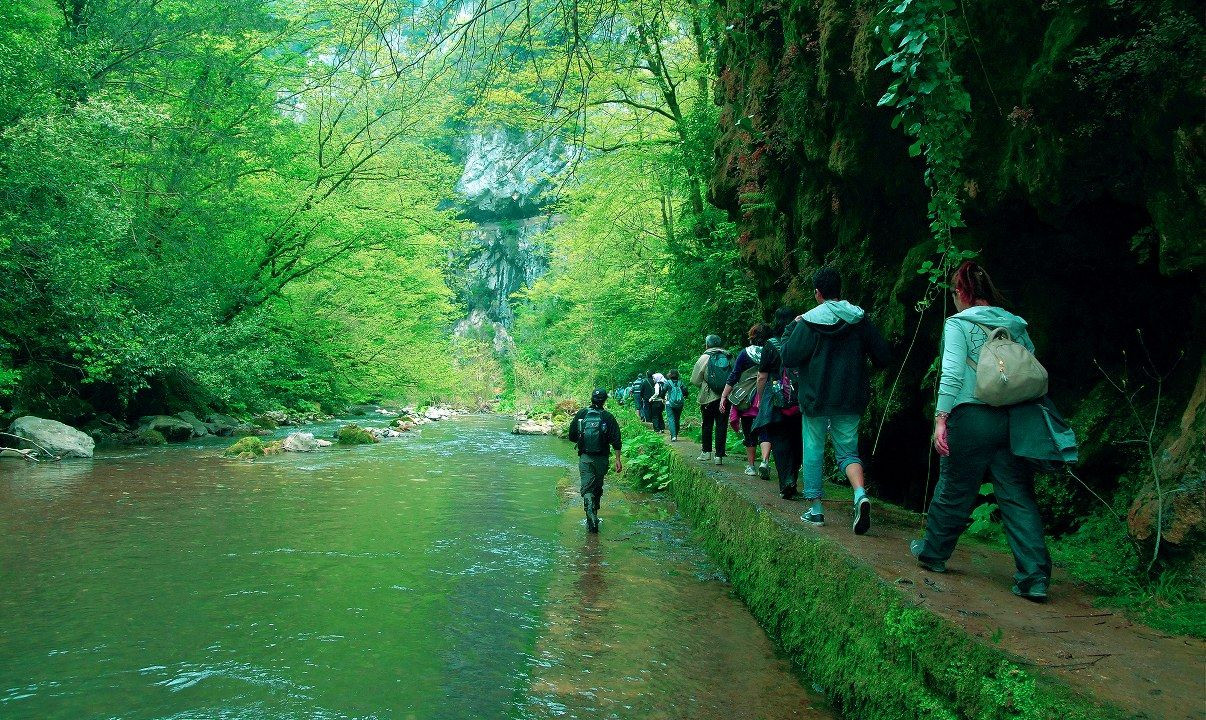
[652,403,665,432]
[668,406,681,439]
[700,402,716,454]
[916,406,1000,567]
[990,449,1052,594]
[801,414,827,501]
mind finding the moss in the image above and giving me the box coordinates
[252,415,278,430]
[136,429,166,446]
[336,424,377,445]
[224,436,265,457]
[263,440,284,455]
[619,412,1129,720]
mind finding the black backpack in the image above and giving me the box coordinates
[704,351,732,393]
[767,337,801,412]
[579,408,606,454]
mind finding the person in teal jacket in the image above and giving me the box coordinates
[912,261,1062,602]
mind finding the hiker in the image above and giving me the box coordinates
[691,335,732,465]
[752,308,803,499]
[911,261,1072,602]
[648,372,668,433]
[781,267,891,534]
[628,376,643,411]
[719,323,772,480]
[567,389,623,533]
[638,371,655,423]
[663,369,689,441]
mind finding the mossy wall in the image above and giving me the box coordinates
[656,435,1131,720]
[710,0,1204,540]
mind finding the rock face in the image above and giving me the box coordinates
[175,411,210,437]
[137,415,197,442]
[8,416,95,458]
[281,432,319,452]
[448,127,574,346]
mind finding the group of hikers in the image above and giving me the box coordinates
[572,262,1074,601]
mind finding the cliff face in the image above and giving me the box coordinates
[449,128,574,348]
[711,0,1204,546]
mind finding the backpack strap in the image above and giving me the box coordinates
[956,318,1012,371]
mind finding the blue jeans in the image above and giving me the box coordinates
[802,414,862,500]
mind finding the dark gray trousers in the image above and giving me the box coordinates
[919,405,1052,588]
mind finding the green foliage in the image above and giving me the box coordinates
[336,424,377,446]
[224,436,265,457]
[620,416,675,492]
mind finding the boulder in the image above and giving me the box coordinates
[8,416,95,458]
[175,411,210,437]
[204,413,253,436]
[513,419,554,436]
[137,415,196,442]
[315,439,333,448]
[281,432,319,453]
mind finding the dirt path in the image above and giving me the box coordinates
[665,441,1205,720]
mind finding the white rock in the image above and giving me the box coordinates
[315,439,332,447]
[281,432,319,452]
[8,416,95,458]
[513,420,554,436]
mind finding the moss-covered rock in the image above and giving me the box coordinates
[136,429,166,446]
[224,436,265,457]
[336,424,377,445]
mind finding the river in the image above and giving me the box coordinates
[0,415,830,719]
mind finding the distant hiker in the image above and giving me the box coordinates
[648,372,668,433]
[912,261,1071,602]
[567,389,623,533]
[691,335,732,465]
[781,267,891,534]
[628,376,643,411]
[663,369,689,441]
[753,308,803,499]
[720,323,772,480]
[639,371,655,423]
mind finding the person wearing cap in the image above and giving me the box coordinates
[567,389,623,532]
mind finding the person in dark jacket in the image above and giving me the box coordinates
[567,389,623,533]
[753,308,803,499]
[781,267,891,534]
[638,371,655,423]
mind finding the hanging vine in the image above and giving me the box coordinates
[874,0,975,307]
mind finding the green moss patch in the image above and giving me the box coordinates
[336,424,377,445]
[224,436,265,457]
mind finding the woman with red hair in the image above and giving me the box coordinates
[911,261,1053,601]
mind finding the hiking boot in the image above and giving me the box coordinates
[584,496,600,533]
[713,455,723,466]
[758,461,770,480]
[743,464,757,476]
[801,510,825,526]
[780,485,798,500]
[1012,581,1048,602]
[697,451,712,462]
[909,539,946,573]
[853,497,871,535]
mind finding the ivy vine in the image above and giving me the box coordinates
[874,0,976,305]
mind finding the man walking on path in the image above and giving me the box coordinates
[781,267,891,534]
[691,335,731,465]
[567,389,623,533]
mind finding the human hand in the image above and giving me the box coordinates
[614,457,623,473]
[933,417,950,457]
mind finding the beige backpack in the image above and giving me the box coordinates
[965,322,1049,406]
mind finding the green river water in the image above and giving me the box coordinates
[0,415,830,719]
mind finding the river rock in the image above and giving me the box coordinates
[281,432,319,452]
[315,439,332,448]
[137,415,196,442]
[175,411,210,437]
[203,413,253,436]
[513,419,554,436]
[7,416,95,458]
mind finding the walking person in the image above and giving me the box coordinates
[567,389,623,533]
[638,371,655,424]
[911,261,1068,601]
[753,308,803,499]
[691,335,732,465]
[648,372,668,433]
[719,323,772,479]
[663,369,689,441]
[781,267,891,534]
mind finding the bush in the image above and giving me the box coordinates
[224,436,265,457]
[336,424,377,445]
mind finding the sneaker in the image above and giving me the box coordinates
[697,452,712,462]
[758,461,770,480]
[853,497,871,535]
[909,539,946,573]
[1012,581,1049,602]
[713,455,723,466]
[801,510,825,526]
[780,485,798,500]
[670,436,677,442]
[744,464,757,476]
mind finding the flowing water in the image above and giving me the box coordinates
[0,415,831,719]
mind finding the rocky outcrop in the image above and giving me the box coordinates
[7,416,95,458]
[175,411,210,437]
[513,419,555,436]
[137,415,197,442]
[456,128,578,221]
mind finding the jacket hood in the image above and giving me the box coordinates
[952,306,1029,337]
[802,300,865,334]
[652,373,666,383]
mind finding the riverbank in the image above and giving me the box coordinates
[618,414,1205,720]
